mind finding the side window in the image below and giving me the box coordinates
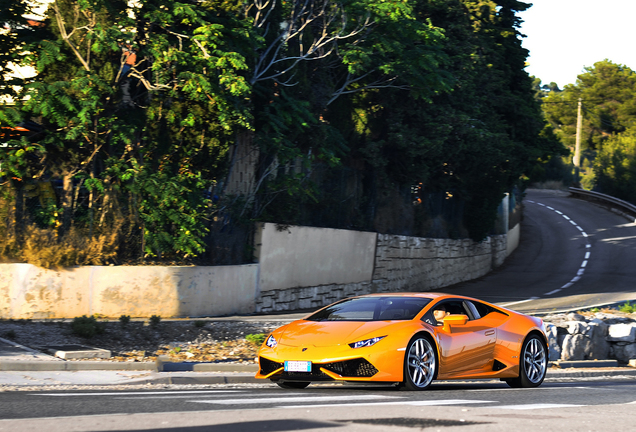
[423,300,473,326]
[464,301,481,320]
[471,300,508,318]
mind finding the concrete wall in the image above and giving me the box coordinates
[254,223,377,292]
[0,264,257,319]
[507,223,521,257]
[256,230,513,313]
[0,221,519,319]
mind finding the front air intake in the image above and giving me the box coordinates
[259,357,283,375]
[322,358,379,377]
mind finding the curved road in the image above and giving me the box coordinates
[446,189,636,314]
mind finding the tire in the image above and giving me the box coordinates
[506,334,547,388]
[275,381,310,389]
[400,335,437,390]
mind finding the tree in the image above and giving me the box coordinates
[542,60,636,154]
[594,127,636,204]
[2,0,255,262]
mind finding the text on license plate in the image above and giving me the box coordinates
[284,361,312,372]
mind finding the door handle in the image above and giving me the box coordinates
[485,330,495,336]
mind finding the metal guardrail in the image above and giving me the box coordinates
[569,187,636,221]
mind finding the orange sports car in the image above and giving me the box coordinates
[255,293,548,390]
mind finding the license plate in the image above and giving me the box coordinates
[284,361,312,372]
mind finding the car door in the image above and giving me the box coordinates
[430,300,498,376]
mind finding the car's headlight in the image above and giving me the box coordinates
[265,334,278,348]
[349,336,386,349]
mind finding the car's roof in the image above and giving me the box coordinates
[359,292,469,300]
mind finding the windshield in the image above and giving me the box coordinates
[306,297,431,321]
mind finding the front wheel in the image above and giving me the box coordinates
[506,334,547,388]
[274,381,310,389]
[400,335,437,390]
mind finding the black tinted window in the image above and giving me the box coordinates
[472,301,507,318]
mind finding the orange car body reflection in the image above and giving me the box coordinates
[256,293,546,383]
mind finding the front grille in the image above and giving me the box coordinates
[261,357,378,379]
[322,358,379,378]
[281,363,331,381]
[259,357,283,375]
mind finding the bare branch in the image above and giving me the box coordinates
[327,73,407,105]
[53,0,90,71]
[248,0,373,86]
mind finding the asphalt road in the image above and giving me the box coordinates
[445,189,636,314]
[1,380,635,431]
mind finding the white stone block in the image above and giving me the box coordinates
[607,323,636,342]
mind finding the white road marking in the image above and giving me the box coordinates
[585,251,591,259]
[496,403,585,410]
[116,395,241,400]
[467,386,591,392]
[500,297,539,307]
[527,201,594,300]
[37,390,243,397]
[279,399,496,409]
[190,394,402,405]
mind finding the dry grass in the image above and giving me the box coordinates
[1,224,120,269]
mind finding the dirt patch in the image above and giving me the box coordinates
[0,319,282,364]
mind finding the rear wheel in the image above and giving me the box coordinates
[506,334,547,388]
[401,335,437,390]
[274,381,310,389]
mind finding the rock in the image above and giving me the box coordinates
[567,321,590,335]
[561,334,591,361]
[607,323,636,342]
[545,323,561,361]
[611,343,636,364]
[587,322,610,360]
[556,325,569,348]
[566,313,586,322]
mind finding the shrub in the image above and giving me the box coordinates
[71,315,104,338]
[193,320,206,328]
[149,315,161,327]
[119,315,131,326]
[245,333,266,345]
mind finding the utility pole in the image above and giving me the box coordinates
[574,98,582,167]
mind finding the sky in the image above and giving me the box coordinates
[518,0,636,89]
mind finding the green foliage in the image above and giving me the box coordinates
[149,315,161,327]
[245,333,266,345]
[542,60,636,153]
[119,315,131,326]
[0,0,569,264]
[593,127,636,203]
[618,302,636,314]
[70,315,105,338]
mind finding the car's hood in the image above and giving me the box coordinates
[278,320,399,347]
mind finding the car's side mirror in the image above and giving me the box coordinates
[442,314,469,333]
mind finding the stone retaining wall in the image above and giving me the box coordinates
[255,232,510,313]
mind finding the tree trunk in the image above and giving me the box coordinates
[59,173,74,237]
